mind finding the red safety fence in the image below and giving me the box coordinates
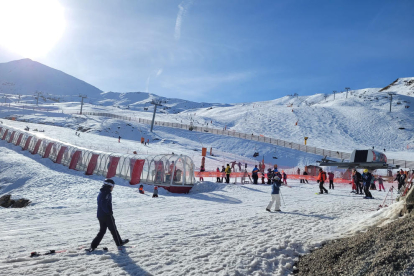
[194,172,352,184]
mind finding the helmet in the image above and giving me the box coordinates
[363,169,368,173]
[103,178,115,187]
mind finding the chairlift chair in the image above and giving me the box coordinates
[253,152,259,158]
[272,147,278,159]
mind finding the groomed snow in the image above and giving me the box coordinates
[0,140,402,276]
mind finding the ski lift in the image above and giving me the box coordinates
[253,152,259,157]
[272,147,278,159]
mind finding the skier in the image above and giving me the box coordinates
[370,175,377,190]
[267,168,273,184]
[352,169,363,194]
[237,162,242,172]
[139,184,144,194]
[317,168,328,194]
[302,171,309,184]
[266,174,282,212]
[199,166,205,182]
[282,171,287,185]
[118,136,121,143]
[362,169,374,199]
[152,186,158,198]
[252,165,259,184]
[216,167,221,182]
[221,166,225,183]
[225,164,231,184]
[88,178,128,252]
[378,175,385,192]
[230,161,237,172]
[328,172,334,189]
[395,170,406,193]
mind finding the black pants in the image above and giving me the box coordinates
[253,175,258,184]
[216,177,221,182]
[398,182,404,192]
[319,181,328,194]
[91,215,122,248]
[329,180,334,189]
[355,182,363,194]
[364,186,373,198]
[225,174,230,183]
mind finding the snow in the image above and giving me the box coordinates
[0,141,400,276]
[0,59,413,275]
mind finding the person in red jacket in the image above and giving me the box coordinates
[328,172,335,189]
[317,168,328,194]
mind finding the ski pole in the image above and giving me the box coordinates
[280,189,286,206]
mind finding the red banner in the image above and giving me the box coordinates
[106,156,120,178]
[85,154,99,175]
[55,146,67,164]
[32,139,42,154]
[130,159,145,185]
[8,131,15,143]
[16,133,23,146]
[69,150,82,170]
[43,143,54,158]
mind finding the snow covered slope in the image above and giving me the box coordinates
[0,59,103,98]
[0,141,400,276]
[98,91,232,114]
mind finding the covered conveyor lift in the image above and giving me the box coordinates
[317,149,400,170]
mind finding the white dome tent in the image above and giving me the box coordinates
[0,125,196,193]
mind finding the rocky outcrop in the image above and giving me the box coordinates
[0,195,30,208]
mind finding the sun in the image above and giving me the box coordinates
[0,0,65,58]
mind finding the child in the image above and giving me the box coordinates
[139,184,144,194]
[152,186,158,198]
[266,174,282,212]
[378,176,385,191]
[216,167,221,182]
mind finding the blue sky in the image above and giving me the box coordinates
[0,0,413,103]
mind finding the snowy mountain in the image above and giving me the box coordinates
[379,77,414,96]
[0,59,102,98]
[98,91,232,114]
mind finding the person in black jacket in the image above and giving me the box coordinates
[88,179,128,252]
[352,169,363,194]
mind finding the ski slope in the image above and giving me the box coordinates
[0,141,402,276]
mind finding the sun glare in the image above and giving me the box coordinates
[0,0,65,58]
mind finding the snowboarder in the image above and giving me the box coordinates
[328,172,334,189]
[88,178,128,252]
[152,186,158,198]
[266,174,281,212]
[139,184,144,194]
[118,136,121,143]
[221,166,225,183]
[252,165,259,184]
[225,164,231,184]
[362,169,373,199]
[353,169,363,194]
[317,168,328,194]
